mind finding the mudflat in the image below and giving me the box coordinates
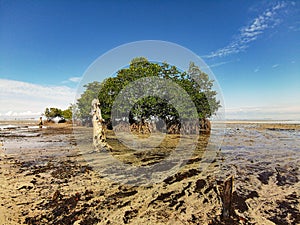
[0,121,299,224]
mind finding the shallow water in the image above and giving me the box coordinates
[2,123,299,169]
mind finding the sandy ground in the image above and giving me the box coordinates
[0,121,299,225]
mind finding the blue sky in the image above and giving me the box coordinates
[0,0,299,120]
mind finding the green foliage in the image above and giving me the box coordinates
[44,105,73,120]
[76,58,220,126]
[76,81,102,123]
[61,105,73,120]
[185,62,220,118]
[44,107,63,119]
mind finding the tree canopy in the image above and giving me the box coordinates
[76,57,220,127]
[76,81,103,124]
[44,106,73,121]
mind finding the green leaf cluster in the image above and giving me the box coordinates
[76,81,103,124]
[44,106,73,120]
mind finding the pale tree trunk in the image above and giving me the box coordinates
[91,99,112,151]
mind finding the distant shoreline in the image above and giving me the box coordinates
[213,120,300,124]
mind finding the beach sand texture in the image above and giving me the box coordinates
[0,121,299,224]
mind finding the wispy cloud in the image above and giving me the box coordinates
[288,21,300,31]
[62,76,82,84]
[0,79,76,118]
[272,64,279,68]
[205,1,290,58]
[69,76,82,83]
[209,60,235,68]
[4,110,41,118]
[254,67,260,73]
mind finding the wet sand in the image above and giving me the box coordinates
[0,121,299,224]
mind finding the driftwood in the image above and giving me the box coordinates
[91,99,112,151]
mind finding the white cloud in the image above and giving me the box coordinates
[265,11,272,17]
[273,1,286,10]
[209,60,235,68]
[272,64,279,68]
[288,21,300,31]
[205,2,290,58]
[18,111,41,116]
[0,79,76,118]
[225,105,300,120]
[5,111,13,116]
[69,76,82,83]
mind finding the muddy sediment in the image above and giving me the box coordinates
[0,122,299,224]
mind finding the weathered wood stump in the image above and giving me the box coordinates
[221,176,234,220]
[92,99,112,151]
